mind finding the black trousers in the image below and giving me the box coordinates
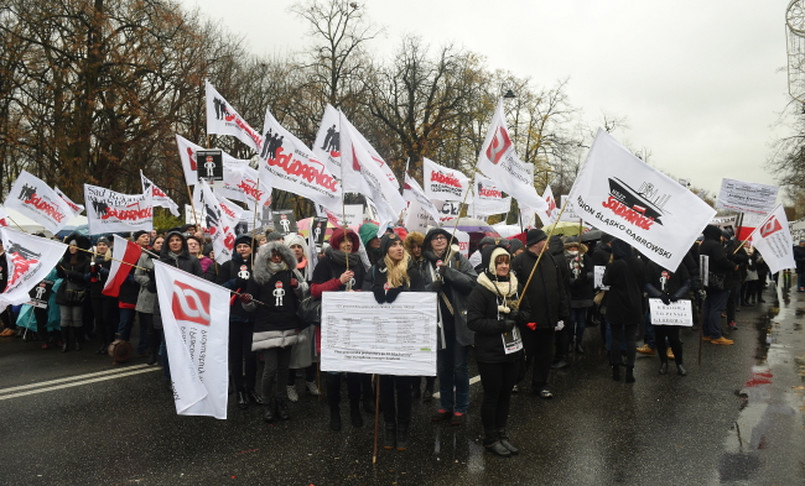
[477,359,520,442]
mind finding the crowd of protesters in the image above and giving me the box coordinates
[0,221,780,457]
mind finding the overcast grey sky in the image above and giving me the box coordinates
[182,0,793,199]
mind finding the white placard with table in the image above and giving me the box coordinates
[321,291,437,376]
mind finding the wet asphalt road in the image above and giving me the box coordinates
[0,281,803,486]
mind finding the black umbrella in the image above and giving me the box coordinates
[580,229,603,243]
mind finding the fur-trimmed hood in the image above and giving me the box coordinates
[253,240,298,285]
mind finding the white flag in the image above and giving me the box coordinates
[536,185,559,225]
[54,186,85,216]
[205,80,262,152]
[422,157,469,202]
[567,129,715,270]
[218,163,272,208]
[0,228,67,312]
[176,134,251,187]
[259,106,342,215]
[194,180,235,265]
[4,170,74,234]
[312,104,344,178]
[141,171,179,217]
[339,112,405,234]
[84,184,153,235]
[477,100,547,212]
[403,173,441,222]
[751,204,796,275]
[468,174,511,218]
[154,261,230,419]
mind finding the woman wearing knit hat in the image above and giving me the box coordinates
[366,232,425,450]
[467,244,523,457]
[55,238,90,352]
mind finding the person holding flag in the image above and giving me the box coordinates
[55,237,91,352]
[134,235,164,365]
[114,231,150,350]
[86,236,116,354]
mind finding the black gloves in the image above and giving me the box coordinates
[385,288,402,303]
[431,280,443,293]
[373,287,403,304]
[661,294,671,305]
[373,287,386,304]
[500,319,516,332]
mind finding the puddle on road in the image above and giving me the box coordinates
[718,282,803,482]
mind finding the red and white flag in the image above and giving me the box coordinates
[218,163,273,209]
[567,128,716,270]
[423,157,469,202]
[4,170,74,235]
[477,100,546,212]
[468,173,511,218]
[339,111,405,235]
[751,204,796,275]
[141,171,179,217]
[205,80,262,153]
[259,106,342,215]
[537,185,559,225]
[54,186,85,216]
[0,228,67,312]
[194,179,235,265]
[102,234,144,298]
[84,184,153,235]
[154,260,230,419]
[175,134,250,187]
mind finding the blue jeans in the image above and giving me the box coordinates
[116,308,135,341]
[569,307,588,345]
[703,289,729,339]
[437,328,470,414]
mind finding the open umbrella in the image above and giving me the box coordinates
[542,221,588,237]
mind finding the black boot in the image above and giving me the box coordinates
[350,399,363,427]
[60,328,69,353]
[237,391,248,410]
[363,396,375,414]
[498,429,519,455]
[73,329,81,351]
[396,424,409,451]
[658,362,668,375]
[263,399,275,423]
[625,366,635,383]
[485,439,511,457]
[423,378,434,403]
[383,423,396,450]
[611,364,620,381]
[276,397,290,421]
[677,364,688,376]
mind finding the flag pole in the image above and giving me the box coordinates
[73,247,148,272]
[731,205,779,255]
[4,215,28,234]
[515,201,570,308]
[443,166,480,262]
[186,184,201,235]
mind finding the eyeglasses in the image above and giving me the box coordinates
[432,235,447,241]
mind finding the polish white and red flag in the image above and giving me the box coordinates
[54,186,85,216]
[154,260,230,419]
[423,157,469,202]
[140,171,179,217]
[751,204,796,275]
[567,128,715,270]
[477,100,547,212]
[258,106,342,215]
[0,228,66,312]
[102,234,143,298]
[194,179,235,265]
[4,170,74,235]
[205,80,261,153]
[84,184,153,235]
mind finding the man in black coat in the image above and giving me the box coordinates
[511,229,569,399]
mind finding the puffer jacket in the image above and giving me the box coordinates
[246,241,309,351]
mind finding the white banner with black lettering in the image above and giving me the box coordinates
[567,128,715,270]
[715,178,779,215]
[4,170,74,235]
[205,80,262,153]
[321,292,437,376]
[154,261,230,419]
[84,184,153,235]
[423,157,469,202]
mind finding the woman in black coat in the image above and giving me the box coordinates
[602,239,645,383]
[366,233,425,451]
[55,238,90,352]
[467,244,523,457]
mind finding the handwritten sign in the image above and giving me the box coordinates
[648,298,693,326]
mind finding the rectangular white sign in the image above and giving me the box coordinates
[715,178,779,215]
[648,298,693,326]
[321,291,437,376]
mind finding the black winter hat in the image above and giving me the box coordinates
[379,232,403,259]
[234,234,254,249]
[526,228,548,247]
[132,230,148,242]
